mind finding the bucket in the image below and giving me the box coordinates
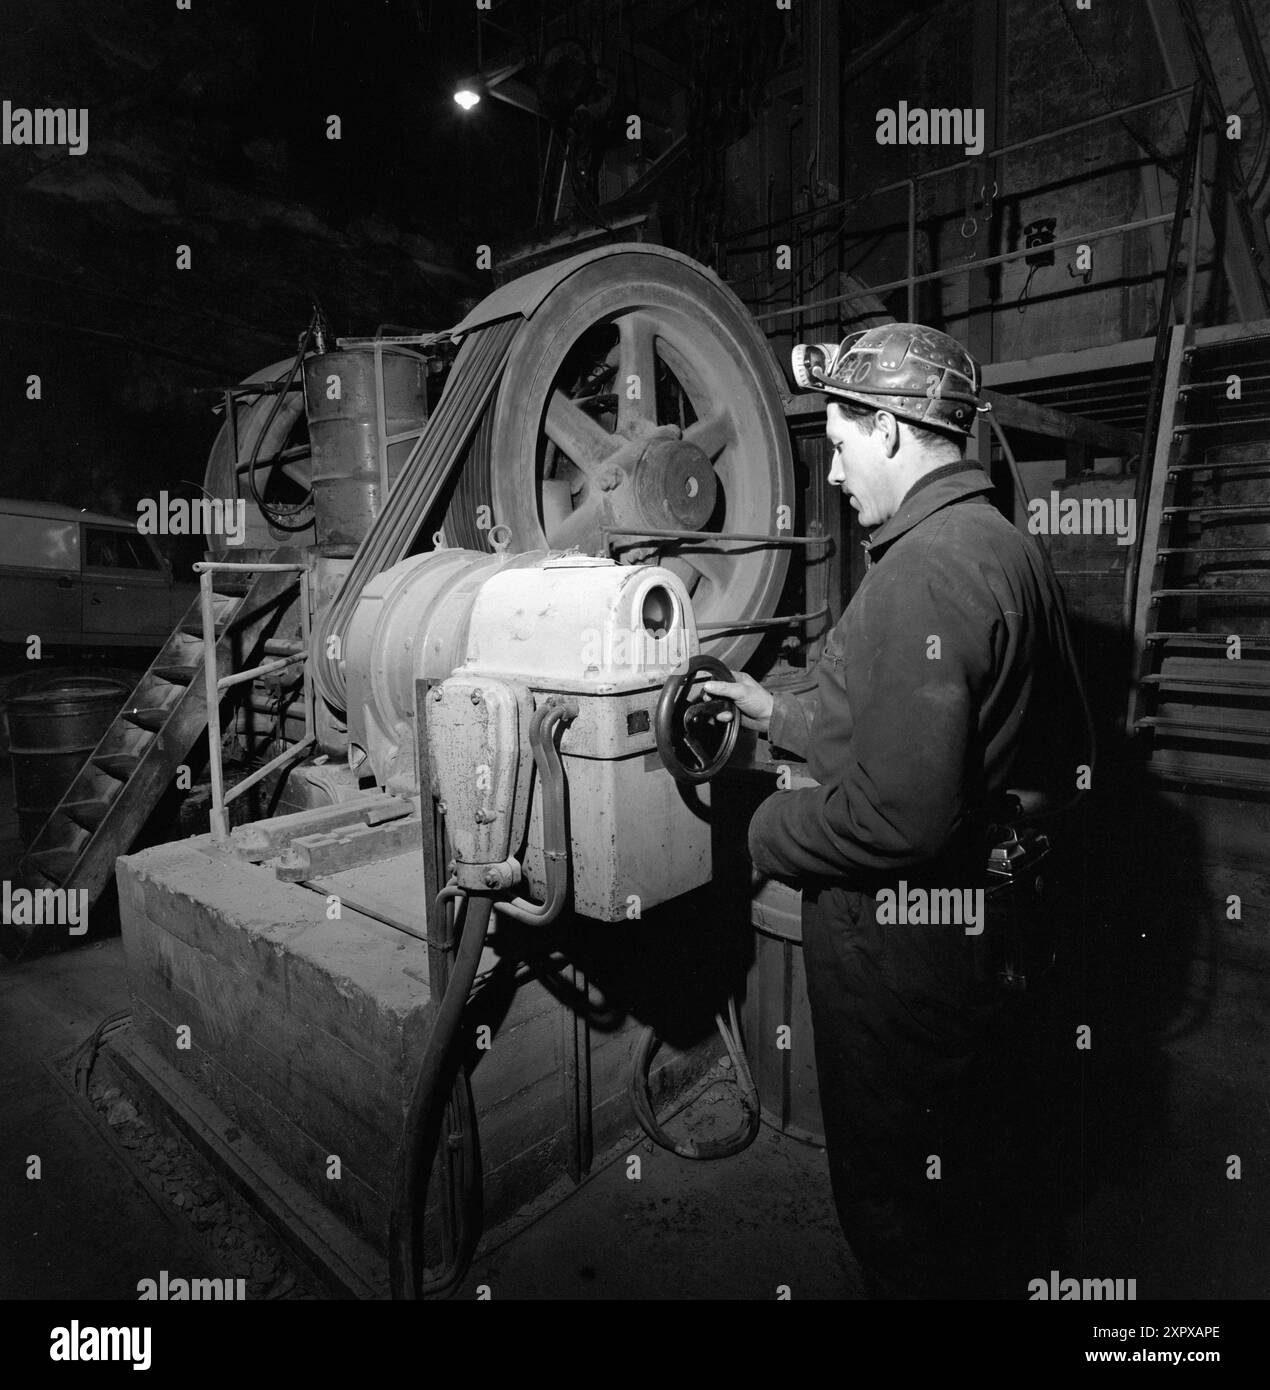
[744,876,824,1145]
[6,676,131,848]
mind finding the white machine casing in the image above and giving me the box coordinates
[347,549,713,922]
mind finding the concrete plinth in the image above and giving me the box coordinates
[116,834,715,1270]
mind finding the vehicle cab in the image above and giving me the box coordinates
[0,499,198,660]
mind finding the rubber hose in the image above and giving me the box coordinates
[246,325,315,534]
[390,890,494,1300]
[493,700,577,926]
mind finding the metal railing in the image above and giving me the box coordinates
[194,560,314,840]
[719,84,1196,326]
[1123,84,1208,639]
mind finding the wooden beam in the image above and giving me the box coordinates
[488,77,541,117]
[983,335,1155,385]
[981,388,1141,455]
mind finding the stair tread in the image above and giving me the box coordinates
[1147,631,1270,644]
[63,798,114,831]
[1161,503,1270,515]
[1150,588,1270,598]
[1141,675,1270,695]
[1145,761,1270,793]
[1136,715,1270,742]
[123,707,171,732]
[23,848,80,885]
[152,664,201,686]
[92,752,141,779]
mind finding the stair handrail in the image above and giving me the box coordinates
[193,560,314,841]
[1122,83,1207,646]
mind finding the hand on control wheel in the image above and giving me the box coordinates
[699,672,774,732]
[656,655,742,783]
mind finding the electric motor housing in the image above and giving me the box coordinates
[344,547,713,920]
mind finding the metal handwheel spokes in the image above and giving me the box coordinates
[655,654,740,784]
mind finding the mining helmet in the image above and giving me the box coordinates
[790,323,985,437]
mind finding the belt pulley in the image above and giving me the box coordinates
[221,246,797,716]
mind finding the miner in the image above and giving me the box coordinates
[705,323,1080,1298]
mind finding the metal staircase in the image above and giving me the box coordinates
[17,550,303,926]
[1128,323,1270,792]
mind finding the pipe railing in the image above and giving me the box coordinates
[720,84,1196,328]
[194,559,314,841]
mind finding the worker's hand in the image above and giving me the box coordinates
[698,672,774,732]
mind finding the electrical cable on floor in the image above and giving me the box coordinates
[629,996,759,1160]
[73,1009,132,1097]
[389,884,492,1300]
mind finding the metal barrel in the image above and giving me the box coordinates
[743,876,825,1146]
[302,347,429,553]
[5,676,131,848]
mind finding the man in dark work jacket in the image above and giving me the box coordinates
[705,323,1081,1299]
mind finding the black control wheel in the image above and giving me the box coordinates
[655,654,739,784]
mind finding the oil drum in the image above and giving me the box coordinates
[302,347,429,553]
[6,675,131,848]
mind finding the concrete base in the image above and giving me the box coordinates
[116,833,717,1271]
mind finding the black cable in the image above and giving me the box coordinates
[390,887,493,1300]
[73,1009,132,1097]
[245,315,319,534]
[629,997,760,1160]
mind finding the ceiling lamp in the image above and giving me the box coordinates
[454,79,484,110]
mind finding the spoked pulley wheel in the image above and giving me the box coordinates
[443,249,794,673]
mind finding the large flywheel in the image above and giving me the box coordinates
[443,247,794,672]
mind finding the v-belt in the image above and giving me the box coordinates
[312,317,521,712]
